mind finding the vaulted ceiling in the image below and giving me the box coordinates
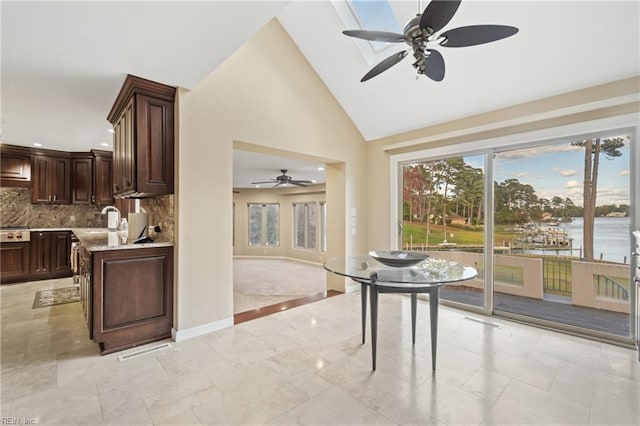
[2,1,639,181]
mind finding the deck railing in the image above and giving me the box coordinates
[594,275,629,301]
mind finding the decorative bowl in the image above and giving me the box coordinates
[368,250,429,267]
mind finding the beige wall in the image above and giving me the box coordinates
[232,185,327,264]
[176,20,367,332]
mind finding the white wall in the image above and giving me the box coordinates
[176,20,367,334]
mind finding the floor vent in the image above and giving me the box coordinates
[464,316,501,328]
[118,343,172,361]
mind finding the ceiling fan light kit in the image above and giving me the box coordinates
[343,0,518,82]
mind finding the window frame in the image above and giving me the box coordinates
[247,203,280,247]
[293,202,318,251]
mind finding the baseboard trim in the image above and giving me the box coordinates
[172,317,233,341]
[233,255,323,266]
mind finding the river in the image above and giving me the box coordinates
[527,217,632,263]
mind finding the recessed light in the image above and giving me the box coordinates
[100,143,109,147]
[317,167,325,171]
[108,129,114,133]
[255,185,261,188]
[311,180,317,183]
[33,143,42,147]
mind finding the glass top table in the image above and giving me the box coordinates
[324,254,477,371]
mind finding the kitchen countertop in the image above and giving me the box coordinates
[72,228,173,252]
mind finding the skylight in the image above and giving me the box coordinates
[347,0,402,53]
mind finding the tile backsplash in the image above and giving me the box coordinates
[1,187,103,227]
[0,187,174,242]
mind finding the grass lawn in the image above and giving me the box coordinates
[402,221,516,246]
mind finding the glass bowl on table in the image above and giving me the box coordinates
[368,250,429,268]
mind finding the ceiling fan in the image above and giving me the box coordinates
[343,0,518,82]
[251,169,313,187]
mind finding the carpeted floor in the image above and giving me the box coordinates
[233,258,326,313]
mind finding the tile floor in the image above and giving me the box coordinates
[1,278,639,425]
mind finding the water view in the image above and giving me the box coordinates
[523,217,631,263]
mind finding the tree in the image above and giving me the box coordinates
[454,164,484,225]
[551,196,564,219]
[433,158,465,242]
[571,137,625,261]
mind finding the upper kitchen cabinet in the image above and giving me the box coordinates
[107,75,175,198]
[72,150,114,205]
[31,153,71,204]
[93,150,114,205]
[0,144,31,187]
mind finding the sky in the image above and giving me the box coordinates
[490,136,631,207]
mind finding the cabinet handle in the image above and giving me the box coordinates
[53,195,57,202]
[48,195,52,202]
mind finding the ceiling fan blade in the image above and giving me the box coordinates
[438,25,519,47]
[424,49,445,82]
[291,182,310,187]
[343,30,408,43]
[361,50,408,82]
[251,180,276,184]
[419,0,461,34]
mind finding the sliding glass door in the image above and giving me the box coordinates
[402,155,486,308]
[492,135,632,336]
[398,131,635,339]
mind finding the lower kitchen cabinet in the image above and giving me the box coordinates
[0,242,31,283]
[30,231,73,280]
[91,246,173,354]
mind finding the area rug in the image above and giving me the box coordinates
[32,286,80,309]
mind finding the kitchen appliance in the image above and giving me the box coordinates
[0,226,31,243]
[128,212,149,241]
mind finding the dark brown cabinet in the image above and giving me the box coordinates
[72,155,93,204]
[29,231,73,279]
[0,242,31,283]
[91,246,173,354]
[31,155,71,204]
[94,151,114,205]
[108,75,175,198]
[30,231,51,276]
[0,145,31,187]
[72,151,114,205]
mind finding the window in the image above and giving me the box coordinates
[248,204,279,246]
[294,203,318,250]
[347,0,402,52]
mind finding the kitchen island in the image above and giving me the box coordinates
[74,228,173,354]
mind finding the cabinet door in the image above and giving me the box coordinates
[72,157,93,204]
[0,242,30,283]
[30,231,51,274]
[0,153,31,187]
[122,98,135,194]
[51,232,72,273]
[136,95,174,195]
[112,98,134,196]
[31,156,53,203]
[94,155,114,205]
[52,157,71,204]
